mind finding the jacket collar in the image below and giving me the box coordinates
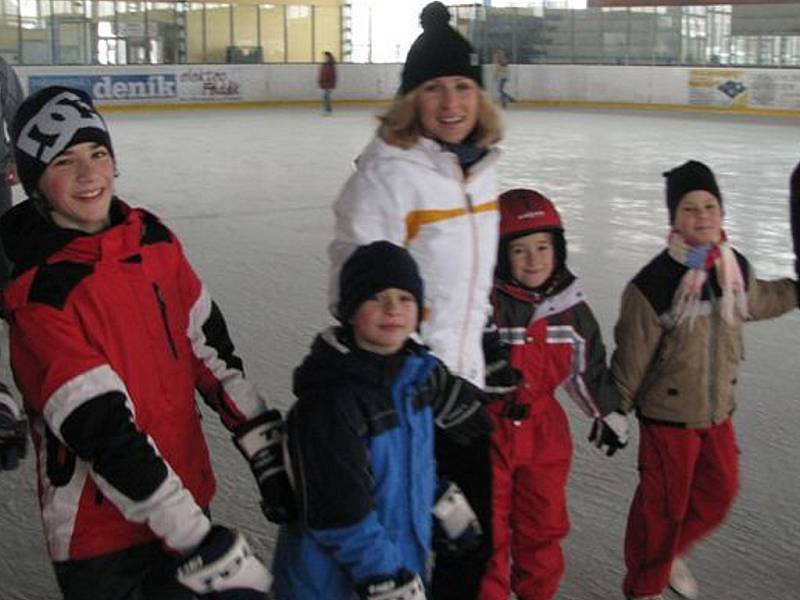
[358,135,500,181]
[0,198,135,275]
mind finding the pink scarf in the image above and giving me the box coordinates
[667,230,748,326]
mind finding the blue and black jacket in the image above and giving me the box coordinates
[271,327,440,600]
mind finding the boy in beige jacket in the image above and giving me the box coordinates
[611,160,798,600]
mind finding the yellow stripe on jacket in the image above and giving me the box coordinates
[404,199,499,245]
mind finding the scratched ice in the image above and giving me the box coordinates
[1,106,798,599]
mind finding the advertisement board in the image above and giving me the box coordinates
[28,70,243,103]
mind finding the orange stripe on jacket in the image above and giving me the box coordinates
[404,199,499,245]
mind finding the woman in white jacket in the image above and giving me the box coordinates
[328,3,504,599]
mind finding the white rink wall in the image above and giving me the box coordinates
[14,63,800,114]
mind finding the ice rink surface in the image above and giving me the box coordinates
[1,105,799,599]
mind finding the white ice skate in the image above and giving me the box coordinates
[669,557,699,600]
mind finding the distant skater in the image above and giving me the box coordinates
[492,50,514,109]
[319,51,337,114]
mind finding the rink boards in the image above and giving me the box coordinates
[14,63,800,117]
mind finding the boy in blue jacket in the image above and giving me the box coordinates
[272,241,486,600]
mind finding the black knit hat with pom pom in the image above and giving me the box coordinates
[400,1,483,95]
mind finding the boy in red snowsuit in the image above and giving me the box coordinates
[479,189,628,600]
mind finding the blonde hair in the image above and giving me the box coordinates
[377,88,503,151]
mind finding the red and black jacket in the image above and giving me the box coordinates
[1,199,267,561]
[490,270,620,420]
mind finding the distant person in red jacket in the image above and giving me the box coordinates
[319,51,337,114]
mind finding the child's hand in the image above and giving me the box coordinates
[482,323,522,397]
[432,480,483,559]
[0,393,27,471]
[588,411,629,457]
[233,409,297,524]
[484,358,522,398]
[422,369,492,446]
[176,525,272,599]
[357,569,426,600]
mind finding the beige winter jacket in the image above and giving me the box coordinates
[611,249,797,428]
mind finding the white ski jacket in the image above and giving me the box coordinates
[329,135,500,387]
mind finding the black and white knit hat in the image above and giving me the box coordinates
[400,2,483,95]
[12,86,114,197]
[663,160,722,224]
[338,241,424,324]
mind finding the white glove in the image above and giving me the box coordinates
[358,570,426,600]
[432,480,482,557]
[176,525,271,599]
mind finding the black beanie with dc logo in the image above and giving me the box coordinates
[12,86,115,198]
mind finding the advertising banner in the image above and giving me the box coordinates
[27,70,244,103]
[688,68,800,110]
[747,70,800,110]
[688,69,748,108]
[28,74,178,102]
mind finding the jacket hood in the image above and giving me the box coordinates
[293,327,420,396]
[0,198,128,276]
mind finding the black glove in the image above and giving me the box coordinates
[0,393,27,471]
[419,366,492,446]
[176,525,271,599]
[588,411,629,457]
[790,161,800,284]
[357,569,426,600]
[234,409,297,524]
[482,325,522,397]
[432,479,482,559]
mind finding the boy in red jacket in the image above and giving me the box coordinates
[1,86,293,600]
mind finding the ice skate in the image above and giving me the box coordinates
[669,557,698,599]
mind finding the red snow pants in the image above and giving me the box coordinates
[623,418,739,597]
[479,400,572,600]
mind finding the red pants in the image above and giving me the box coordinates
[479,401,572,600]
[623,419,739,597]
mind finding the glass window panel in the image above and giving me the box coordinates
[232,3,259,62]
[146,2,177,63]
[286,4,310,62]
[55,20,88,64]
[186,2,204,62]
[313,5,339,64]
[116,0,147,63]
[21,0,52,63]
[260,3,283,62]
[0,0,20,59]
[204,3,229,63]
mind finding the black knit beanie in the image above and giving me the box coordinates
[338,241,424,324]
[12,86,114,198]
[663,160,721,224]
[400,2,483,95]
